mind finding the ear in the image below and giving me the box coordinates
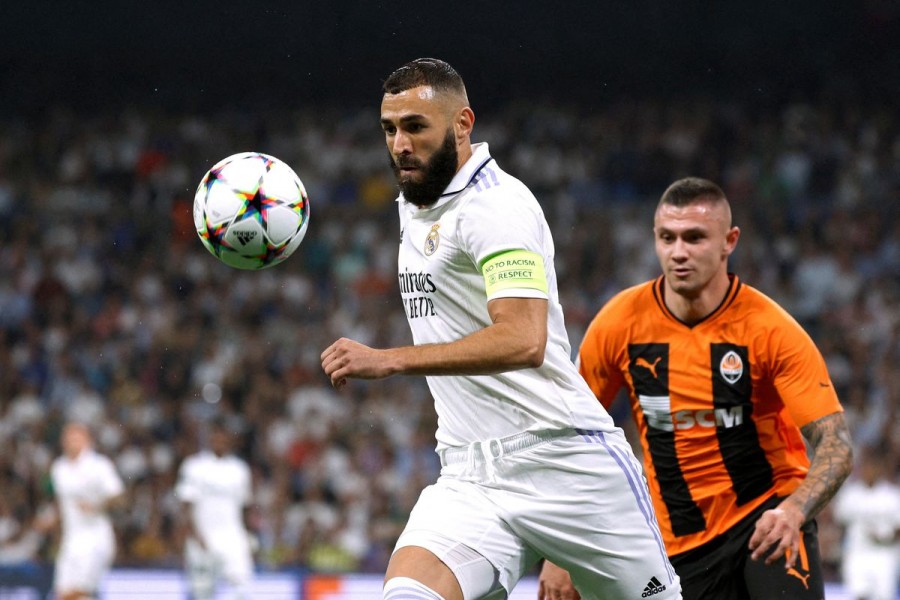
[723,226,740,257]
[455,106,475,141]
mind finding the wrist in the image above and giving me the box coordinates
[384,347,407,376]
[776,498,807,524]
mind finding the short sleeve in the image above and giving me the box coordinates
[174,459,200,503]
[100,456,125,499]
[458,188,548,299]
[769,314,843,427]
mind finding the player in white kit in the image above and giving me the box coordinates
[321,58,681,600]
[175,418,255,599]
[833,450,900,600]
[48,422,125,600]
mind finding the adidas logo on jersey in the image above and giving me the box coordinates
[641,576,666,597]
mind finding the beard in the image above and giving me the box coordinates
[390,128,459,208]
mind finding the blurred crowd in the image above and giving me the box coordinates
[0,96,898,581]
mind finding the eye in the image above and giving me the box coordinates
[382,124,396,135]
[406,123,424,133]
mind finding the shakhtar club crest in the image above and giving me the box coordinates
[719,350,744,384]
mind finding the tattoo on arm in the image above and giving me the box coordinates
[795,412,854,522]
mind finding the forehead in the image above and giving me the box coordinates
[654,201,728,231]
[64,425,89,440]
[381,85,444,121]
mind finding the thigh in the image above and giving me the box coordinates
[675,557,746,600]
[506,433,679,600]
[743,520,824,599]
[55,542,113,594]
[396,478,536,597]
[210,537,253,584]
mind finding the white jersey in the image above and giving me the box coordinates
[175,451,252,543]
[397,142,614,449]
[50,448,123,546]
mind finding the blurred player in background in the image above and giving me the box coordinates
[46,422,125,600]
[175,417,255,600]
[540,177,853,599]
[833,448,900,600]
[321,58,680,600]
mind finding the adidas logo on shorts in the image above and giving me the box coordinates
[641,576,667,597]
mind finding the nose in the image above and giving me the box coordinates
[391,131,412,156]
[671,238,689,261]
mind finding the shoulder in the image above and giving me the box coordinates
[228,455,251,470]
[581,280,657,351]
[736,283,810,336]
[592,280,657,326]
[461,161,541,214]
[179,453,204,471]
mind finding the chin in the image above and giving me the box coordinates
[668,279,698,295]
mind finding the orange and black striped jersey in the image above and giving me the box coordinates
[577,275,843,557]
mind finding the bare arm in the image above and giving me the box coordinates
[177,501,205,549]
[749,411,853,567]
[321,297,548,387]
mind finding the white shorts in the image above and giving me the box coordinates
[55,535,115,594]
[396,428,680,600]
[186,536,254,591]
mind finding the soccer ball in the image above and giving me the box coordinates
[193,152,310,270]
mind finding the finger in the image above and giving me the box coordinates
[784,544,798,570]
[763,536,791,565]
[749,530,779,561]
[748,522,768,551]
[320,343,336,362]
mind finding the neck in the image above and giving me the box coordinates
[456,141,473,171]
[663,273,732,325]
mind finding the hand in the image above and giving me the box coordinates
[538,560,580,600]
[320,337,394,389]
[77,499,99,514]
[748,503,804,568]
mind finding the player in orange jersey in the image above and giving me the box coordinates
[538,177,853,600]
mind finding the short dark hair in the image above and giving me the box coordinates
[383,58,467,97]
[658,177,726,208]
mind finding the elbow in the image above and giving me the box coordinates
[842,443,855,480]
[521,340,546,369]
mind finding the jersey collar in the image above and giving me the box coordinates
[398,142,494,211]
[653,273,742,328]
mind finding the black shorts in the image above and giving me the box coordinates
[669,496,824,600]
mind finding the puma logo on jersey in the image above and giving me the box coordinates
[635,356,662,379]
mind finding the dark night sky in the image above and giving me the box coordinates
[1,1,897,115]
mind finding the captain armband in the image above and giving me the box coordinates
[481,249,548,296]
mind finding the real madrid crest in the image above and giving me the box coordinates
[719,350,744,384]
[424,223,441,256]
